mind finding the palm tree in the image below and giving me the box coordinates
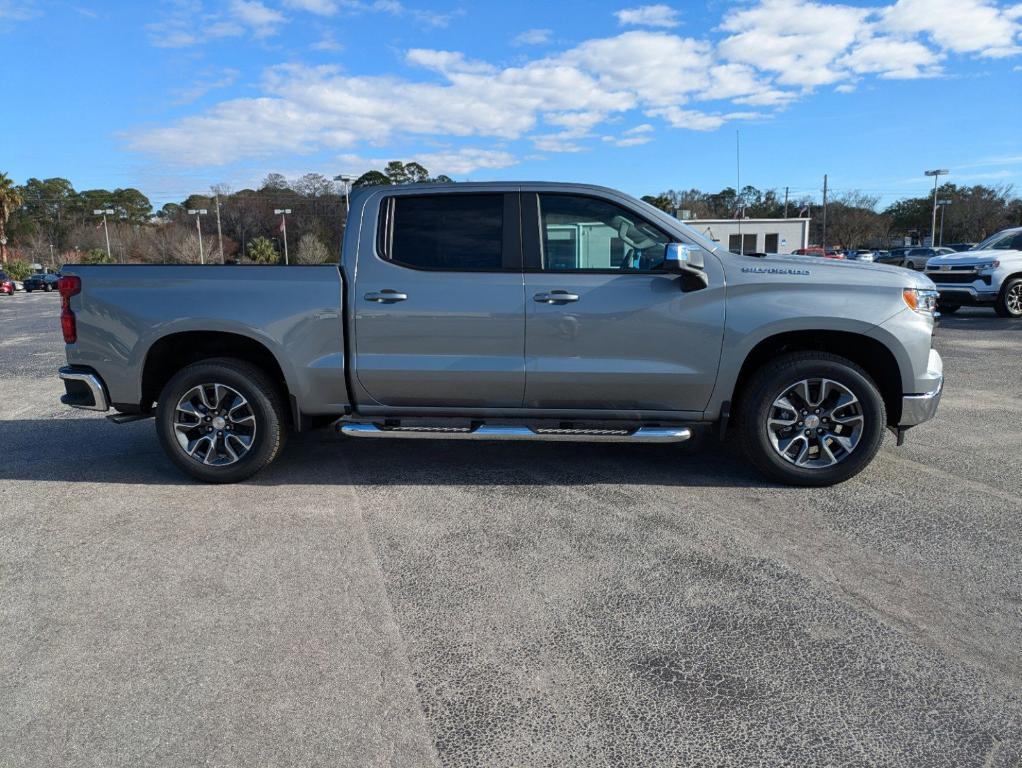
[0,172,23,265]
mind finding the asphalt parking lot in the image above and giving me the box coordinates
[1,290,1020,767]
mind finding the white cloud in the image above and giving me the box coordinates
[615,4,680,28]
[148,0,288,47]
[130,0,1022,168]
[719,0,870,87]
[284,0,338,14]
[883,0,1022,58]
[311,32,344,51]
[602,124,656,147]
[230,0,285,37]
[171,69,240,105]
[648,107,764,131]
[0,1,40,21]
[513,28,552,46]
[843,35,942,79]
[415,148,518,175]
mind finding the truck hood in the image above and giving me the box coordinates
[924,248,1017,266]
[760,253,932,287]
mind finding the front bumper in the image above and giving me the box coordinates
[899,349,943,427]
[927,278,998,305]
[59,366,110,411]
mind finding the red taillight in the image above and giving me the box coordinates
[59,276,81,344]
[58,276,81,298]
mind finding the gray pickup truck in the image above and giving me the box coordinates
[57,182,943,486]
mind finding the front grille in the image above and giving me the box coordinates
[925,271,990,285]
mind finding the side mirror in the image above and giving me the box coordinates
[663,243,708,290]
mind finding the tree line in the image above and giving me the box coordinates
[0,161,453,275]
[642,183,1022,249]
[2,167,1021,277]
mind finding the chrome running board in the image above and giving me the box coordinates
[339,423,691,443]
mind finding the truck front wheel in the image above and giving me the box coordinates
[737,352,886,486]
[994,277,1022,318]
[155,358,286,483]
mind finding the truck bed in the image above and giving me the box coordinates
[60,265,350,418]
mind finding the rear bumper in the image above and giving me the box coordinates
[59,366,110,411]
[899,349,943,427]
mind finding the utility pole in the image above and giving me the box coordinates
[937,199,952,246]
[93,209,114,259]
[925,169,949,246]
[215,194,224,263]
[188,209,207,264]
[274,209,291,265]
[48,243,55,268]
[783,186,789,218]
[821,175,828,252]
[736,130,742,254]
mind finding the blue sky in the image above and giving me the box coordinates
[3,0,1022,207]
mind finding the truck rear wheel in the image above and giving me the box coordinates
[155,358,286,483]
[737,352,886,487]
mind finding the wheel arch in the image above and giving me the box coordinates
[729,330,904,426]
[140,331,295,424]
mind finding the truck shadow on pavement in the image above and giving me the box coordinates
[0,416,769,489]
[936,309,1022,331]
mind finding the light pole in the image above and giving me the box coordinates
[924,169,949,247]
[334,174,353,248]
[188,209,208,264]
[274,208,291,265]
[937,199,952,246]
[215,194,224,263]
[93,208,114,259]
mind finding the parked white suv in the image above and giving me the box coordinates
[924,227,1022,317]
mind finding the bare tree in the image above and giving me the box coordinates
[293,233,332,264]
[826,191,885,249]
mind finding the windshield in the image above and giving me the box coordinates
[974,230,1022,251]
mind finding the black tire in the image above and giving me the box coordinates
[904,261,916,271]
[44,284,52,292]
[994,277,1022,318]
[155,358,286,483]
[24,287,32,293]
[937,303,960,314]
[736,352,886,487]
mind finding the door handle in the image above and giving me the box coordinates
[533,291,580,304]
[364,290,408,303]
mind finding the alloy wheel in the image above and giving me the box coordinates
[766,378,864,468]
[173,383,256,466]
[1007,283,1022,315]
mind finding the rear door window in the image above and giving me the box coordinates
[383,193,507,271]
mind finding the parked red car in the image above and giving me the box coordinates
[794,247,845,259]
[0,271,15,295]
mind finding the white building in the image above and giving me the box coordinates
[682,218,811,255]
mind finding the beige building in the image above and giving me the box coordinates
[682,217,811,255]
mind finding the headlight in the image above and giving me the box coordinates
[978,260,1000,272]
[903,288,939,315]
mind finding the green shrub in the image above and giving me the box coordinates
[80,249,115,265]
[246,237,279,264]
[5,259,32,280]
